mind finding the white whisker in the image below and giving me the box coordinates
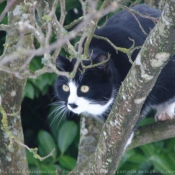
[48,101,69,127]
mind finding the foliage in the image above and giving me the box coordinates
[26,121,79,175]
[119,138,175,175]
[23,57,56,99]
[0,0,175,174]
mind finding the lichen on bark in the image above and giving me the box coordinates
[0,0,34,174]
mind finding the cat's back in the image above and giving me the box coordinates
[90,4,162,80]
[106,4,161,28]
[92,4,161,48]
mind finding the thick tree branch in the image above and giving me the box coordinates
[129,119,175,150]
[77,116,103,165]
[0,0,34,174]
[69,118,175,174]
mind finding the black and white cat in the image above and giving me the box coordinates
[55,4,175,122]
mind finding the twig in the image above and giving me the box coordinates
[79,0,87,17]
[50,1,67,64]
[83,0,119,57]
[13,139,55,161]
[94,34,130,53]
[70,59,81,78]
[59,0,66,25]
[0,22,44,43]
[19,53,35,71]
[49,0,59,19]
[29,1,43,36]
[0,0,17,22]
[45,21,52,46]
[0,1,119,65]
[0,0,119,81]
[51,14,63,62]
[64,16,83,29]
[94,34,141,64]
[128,8,148,35]
[0,63,70,79]
[119,4,158,23]
[81,53,111,70]
[0,0,6,4]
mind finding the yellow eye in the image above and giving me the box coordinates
[62,84,69,92]
[80,85,89,93]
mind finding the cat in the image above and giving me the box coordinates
[55,4,175,123]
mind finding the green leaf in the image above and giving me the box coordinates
[0,2,8,24]
[128,154,147,164]
[118,149,136,168]
[27,166,40,175]
[166,138,175,152]
[38,130,57,160]
[29,57,43,71]
[26,149,38,165]
[48,105,67,141]
[58,121,78,154]
[38,164,61,175]
[23,81,35,99]
[138,117,155,126]
[151,154,175,172]
[118,162,141,175]
[29,73,56,95]
[58,155,76,170]
[139,144,156,157]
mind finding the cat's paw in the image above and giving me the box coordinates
[155,112,174,122]
[154,102,175,122]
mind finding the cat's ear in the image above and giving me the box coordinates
[93,53,109,72]
[56,55,70,71]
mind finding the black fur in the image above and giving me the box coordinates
[55,4,175,121]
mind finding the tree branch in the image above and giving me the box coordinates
[77,116,103,165]
[0,0,17,22]
[69,118,175,174]
[0,0,34,173]
[128,119,175,150]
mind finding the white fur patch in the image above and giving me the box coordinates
[124,132,134,151]
[68,81,78,105]
[67,81,114,116]
[152,99,175,121]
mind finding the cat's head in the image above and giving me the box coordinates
[55,50,117,120]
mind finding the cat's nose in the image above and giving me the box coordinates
[68,103,78,109]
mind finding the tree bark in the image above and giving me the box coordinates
[145,0,166,10]
[0,0,33,174]
[128,119,175,150]
[77,116,103,165]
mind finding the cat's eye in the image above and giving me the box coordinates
[80,85,89,93]
[62,84,69,92]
